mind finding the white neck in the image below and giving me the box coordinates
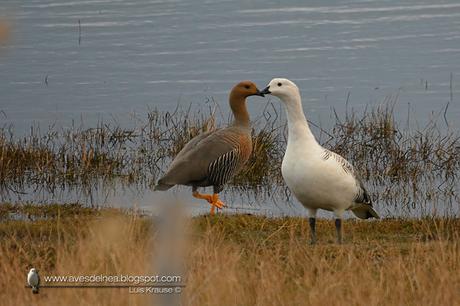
[281,92,317,145]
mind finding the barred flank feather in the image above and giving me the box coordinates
[321,149,354,174]
[353,179,372,205]
[208,148,241,190]
[352,178,379,219]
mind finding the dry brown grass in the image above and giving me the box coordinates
[0,206,153,306]
[0,204,459,306]
[189,216,460,306]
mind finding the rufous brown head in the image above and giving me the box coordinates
[230,81,265,99]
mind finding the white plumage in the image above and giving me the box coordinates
[261,78,379,243]
[27,268,40,294]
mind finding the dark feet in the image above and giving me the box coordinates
[309,217,316,245]
[335,218,342,244]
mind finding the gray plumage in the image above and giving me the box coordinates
[155,126,252,193]
[154,80,264,214]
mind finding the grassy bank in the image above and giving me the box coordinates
[1,204,459,305]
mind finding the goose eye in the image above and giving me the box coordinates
[277,83,282,87]
[244,85,250,89]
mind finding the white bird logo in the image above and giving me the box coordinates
[27,268,40,294]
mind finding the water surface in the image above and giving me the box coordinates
[0,0,459,217]
[1,0,459,132]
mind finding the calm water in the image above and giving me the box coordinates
[1,0,459,132]
[0,0,459,216]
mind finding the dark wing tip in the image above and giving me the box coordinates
[367,206,380,219]
[154,180,174,191]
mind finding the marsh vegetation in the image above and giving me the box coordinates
[0,101,458,215]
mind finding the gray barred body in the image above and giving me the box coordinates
[208,148,242,193]
[154,80,262,214]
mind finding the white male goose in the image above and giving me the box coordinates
[155,81,264,214]
[261,78,379,243]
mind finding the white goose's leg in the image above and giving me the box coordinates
[333,209,345,244]
[308,208,318,244]
[335,219,342,244]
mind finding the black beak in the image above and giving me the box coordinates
[260,86,271,95]
[253,88,265,97]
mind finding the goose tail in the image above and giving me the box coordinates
[351,204,380,219]
[154,179,174,191]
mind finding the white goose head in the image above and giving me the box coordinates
[260,78,301,103]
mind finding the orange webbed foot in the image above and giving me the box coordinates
[193,192,226,215]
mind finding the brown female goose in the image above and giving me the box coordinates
[155,81,264,214]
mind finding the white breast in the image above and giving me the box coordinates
[282,141,358,212]
[28,272,39,286]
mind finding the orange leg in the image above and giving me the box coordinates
[192,191,226,215]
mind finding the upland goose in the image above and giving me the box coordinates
[261,78,379,243]
[155,81,264,214]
